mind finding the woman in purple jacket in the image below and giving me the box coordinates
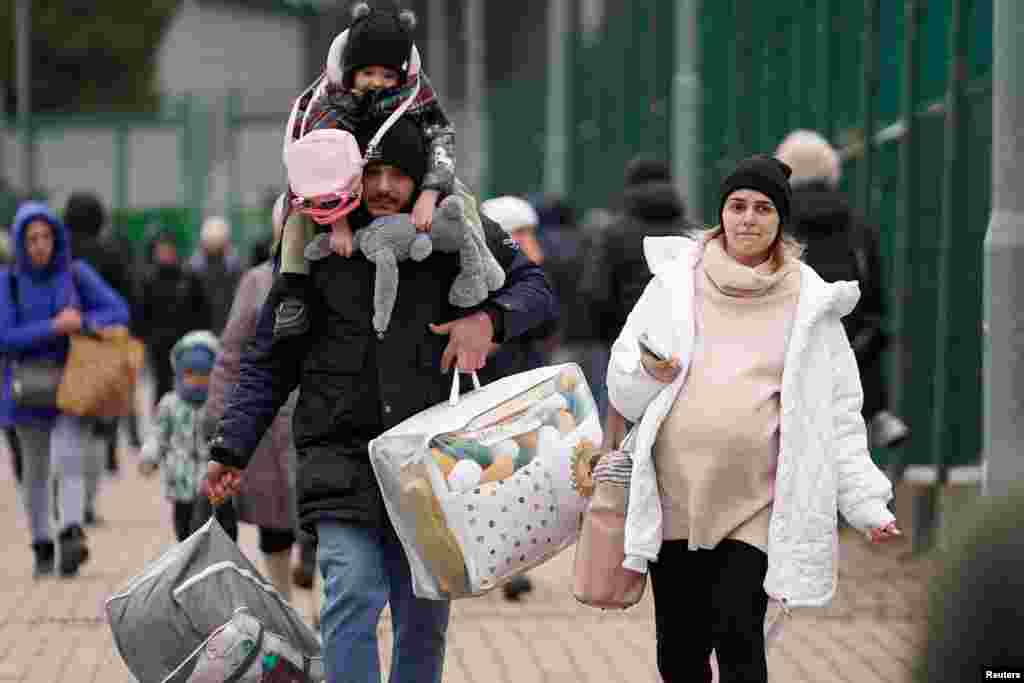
[0,202,129,578]
[201,207,301,603]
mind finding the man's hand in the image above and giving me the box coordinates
[52,308,82,336]
[200,460,243,505]
[429,312,499,373]
[412,190,439,232]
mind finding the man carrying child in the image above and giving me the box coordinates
[204,114,558,682]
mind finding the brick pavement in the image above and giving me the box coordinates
[0,448,934,682]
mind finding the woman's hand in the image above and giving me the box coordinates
[52,308,82,336]
[641,352,682,384]
[867,521,903,543]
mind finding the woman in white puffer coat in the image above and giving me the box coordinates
[607,155,902,683]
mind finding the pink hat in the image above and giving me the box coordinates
[284,129,365,225]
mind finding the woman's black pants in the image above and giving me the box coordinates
[649,539,770,683]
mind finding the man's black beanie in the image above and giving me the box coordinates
[718,154,794,226]
[357,116,427,189]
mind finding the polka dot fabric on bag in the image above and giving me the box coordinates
[460,455,564,592]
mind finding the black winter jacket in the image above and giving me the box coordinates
[788,182,887,417]
[212,214,558,535]
[584,181,693,345]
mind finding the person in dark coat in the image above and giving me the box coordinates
[203,116,559,682]
[478,195,556,380]
[585,158,694,347]
[776,129,908,449]
[582,159,693,426]
[62,191,140,499]
[188,216,243,335]
[135,230,212,403]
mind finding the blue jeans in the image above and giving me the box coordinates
[317,520,451,683]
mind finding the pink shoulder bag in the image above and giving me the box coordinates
[571,428,647,609]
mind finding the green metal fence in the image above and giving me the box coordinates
[695,0,992,472]
[482,0,992,473]
[3,94,211,258]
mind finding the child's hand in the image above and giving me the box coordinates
[412,190,439,233]
[138,461,158,477]
[330,220,354,258]
[867,521,903,543]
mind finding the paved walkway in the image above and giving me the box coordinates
[0,447,934,682]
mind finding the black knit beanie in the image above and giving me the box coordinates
[342,3,417,87]
[718,154,793,226]
[357,116,427,189]
[63,192,105,237]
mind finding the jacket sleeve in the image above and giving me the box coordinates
[0,272,60,353]
[606,278,670,424]
[414,76,456,195]
[204,268,264,433]
[848,220,886,364]
[829,316,896,531]
[579,225,618,345]
[188,271,213,332]
[478,213,559,343]
[140,394,174,467]
[73,261,130,331]
[209,289,306,470]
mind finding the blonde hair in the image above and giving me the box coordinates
[699,225,805,265]
[775,129,842,188]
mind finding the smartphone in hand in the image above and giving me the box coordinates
[637,332,670,362]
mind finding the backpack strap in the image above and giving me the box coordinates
[8,271,20,324]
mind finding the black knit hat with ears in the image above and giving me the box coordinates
[342,2,417,87]
[718,154,794,226]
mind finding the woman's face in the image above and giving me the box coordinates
[720,189,780,267]
[25,220,55,268]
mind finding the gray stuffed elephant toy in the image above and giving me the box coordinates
[307,195,505,336]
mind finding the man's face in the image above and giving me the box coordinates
[363,164,416,217]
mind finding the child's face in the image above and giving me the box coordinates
[352,65,401,93]
[182,368,210,389]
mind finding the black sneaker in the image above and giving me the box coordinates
[273,297,310,342]
[58,525,90,578]
[31,541,55,578]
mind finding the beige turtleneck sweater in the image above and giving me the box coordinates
[654,236,802,552]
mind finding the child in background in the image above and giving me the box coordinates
[139,330,236,542]
[272,2,488,342]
